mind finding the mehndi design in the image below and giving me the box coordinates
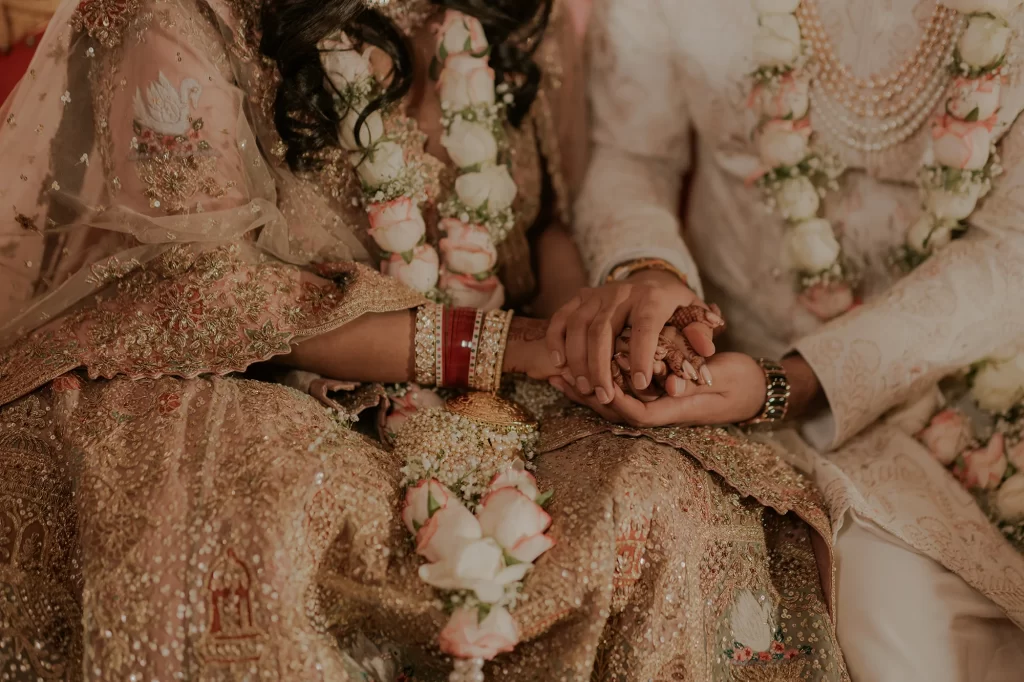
[611,304,725,398]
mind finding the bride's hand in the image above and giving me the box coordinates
[502,317,563,381]
[545,270,722,405]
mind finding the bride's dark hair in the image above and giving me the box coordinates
[260,0,552,171]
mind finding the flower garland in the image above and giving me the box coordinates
[916,349,1024,552]
[747,0,1018,319]
[318,14,553,677]
[394,398,554,679]
[320,10,518,310]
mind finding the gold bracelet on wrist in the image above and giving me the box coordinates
[605,258,689,287]
[740,358,791,430]
[470,309,514,393]
[413,304,442,386]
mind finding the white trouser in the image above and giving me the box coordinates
[835,513,1024,682]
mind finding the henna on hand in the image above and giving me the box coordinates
[668,303,726,338]
[507,316,548,343]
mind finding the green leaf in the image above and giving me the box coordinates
[535,490,554,508]
[412,519,422,532]
[427,489,441,516]
[477,603,491,621]
[503,551,523,566]
[965,106,980,123]
[429,56,442,82]
[400,249,415,265]
[438,43,449,64]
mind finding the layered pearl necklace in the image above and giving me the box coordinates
[749,0,1016,319]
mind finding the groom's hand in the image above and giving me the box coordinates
[545,270,718,404]
[553,352,766,427]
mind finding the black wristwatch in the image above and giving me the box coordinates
[740,358,791,429]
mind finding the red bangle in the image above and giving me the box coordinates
[442,307,479,389]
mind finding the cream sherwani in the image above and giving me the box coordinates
[576,0,1024,679]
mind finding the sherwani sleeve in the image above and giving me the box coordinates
[572,0,702,295]
[794,121,1024,450]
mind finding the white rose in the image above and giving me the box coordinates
[752,14,802,67]
[320,43,372,91]
[757,119,811,168]
[402,478,457,534]
[455,164,517,211]
[945,0,1023,20]
[775,176,820,221]
[438,218,498,274]
[383,245,440,292]
[783,218,841,272]
[339,108,384,151]
[752,0,801,13]
[438,606,518,661]
[488,462,540,502]
[924,182,983,222]
[749,73,810,119]
[477,488,555,564]
[352,141,405,188]
[440,271,505,311]
[906,215,955,253]
[438,54,495,109]
[418,537,531,603]
[958,15,1011,69]
[441,118,498,169]
[995,474,1024,523]
[932,115,993,170]
[971,354,1024,413]
[948,76,1002,121]
[437,9,489,57]
[414,502,482,563]
[367,197,426,254]
[916,409,974,466]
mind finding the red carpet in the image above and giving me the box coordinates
[0,33,41,106]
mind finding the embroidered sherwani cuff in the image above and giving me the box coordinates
[794,233,1024,450]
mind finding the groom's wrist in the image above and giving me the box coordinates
[780,353,824,421]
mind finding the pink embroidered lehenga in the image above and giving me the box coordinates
[0,0,847,679]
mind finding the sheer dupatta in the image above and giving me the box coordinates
[0,0,426,405]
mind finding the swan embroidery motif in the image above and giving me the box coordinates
[133,72,203,137]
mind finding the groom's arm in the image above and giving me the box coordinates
[573,0,703,297]
[793,120,1024,450]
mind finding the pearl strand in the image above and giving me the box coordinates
[798,0,956,107]
[809,33,959,153]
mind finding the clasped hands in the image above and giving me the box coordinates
[538,270,769,428]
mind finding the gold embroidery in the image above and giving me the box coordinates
[131,73,228,213]
[70,0,142,48]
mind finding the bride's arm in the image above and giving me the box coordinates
[279,309,557,383]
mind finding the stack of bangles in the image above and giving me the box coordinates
[413,304,514,392]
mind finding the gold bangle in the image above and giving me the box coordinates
[605,258,689,287]
[414,304,440,386]
[492,310,514,393]
[471,309,513,393]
